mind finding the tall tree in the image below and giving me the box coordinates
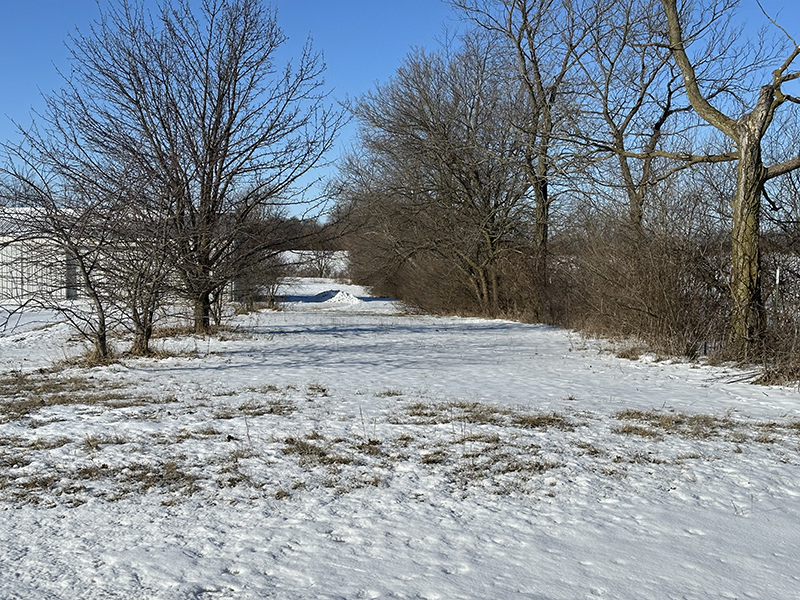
[49,0,343,333]
[576,0,751,233]
[576,0,685,232]
[659,0,800,358]
[452,0,594,318]
[341,34,532,315]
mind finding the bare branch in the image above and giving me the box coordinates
[757,0,797,46]
[659,0,737,138]
[765,155,800,180]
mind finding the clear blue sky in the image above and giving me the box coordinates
[0,0,456,150]
[0,1,797,175]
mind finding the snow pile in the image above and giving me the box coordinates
[0,278,799,599]
[313,289,362,304]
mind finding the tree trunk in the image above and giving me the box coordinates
[489,264,500,316]
[129,323,153,356]
[475,267,491,314]
[79,256,110,362]
[88,296,109,362]
[93,329,109,362]
[728,134,766,359]
[616,147,646,236]
[194,291,212,334]
[532,176,549,320]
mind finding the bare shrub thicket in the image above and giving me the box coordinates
[757,165,800,381]
[556,210,730,358]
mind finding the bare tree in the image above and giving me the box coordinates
[340,34,533,315]
[659,0,800,357]
[0,147,127,361]
[451,0,597,317]
[54,0,343,333]
[576,0,768,235]
[576,0,688,232]
[109,177,176,355]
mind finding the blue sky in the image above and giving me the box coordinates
[0,1,456,151]
[0,0,797,182]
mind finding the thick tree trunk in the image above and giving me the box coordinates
[93,328,109,362]
[728,136,766,359]
[129,324,153,356]
[478,269,490,314]
[616,150,645,236]
[629,195,644,236]
[489,264,500,316]
[193,291,212,334]
[659,0,800,361]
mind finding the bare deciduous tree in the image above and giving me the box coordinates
[452,0,596,317]
[0,150,127,360]
[55,0,343,333]
[340,33,534,315]
[576,0,692,232]
[659,0,800,357]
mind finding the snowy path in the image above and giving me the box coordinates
[1,279,799,598]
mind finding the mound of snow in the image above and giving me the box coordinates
[313,289,362,304]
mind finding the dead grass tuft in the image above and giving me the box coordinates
[421,449,448,464]
[396,400,572,431]
[283,436,353,467]
[119,461,198,495]
[616,346,648,361]
[612,423,663,439]
[355,439,384,456]
[512,412,574,430]
[239,399,295,417]
[497,458,560,474]
[82,433,128,451]
[306,383,330,397]
[615,409,736,439]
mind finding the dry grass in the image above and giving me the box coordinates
[212,397,295,420]
[82,433,129,451]
[0,372,153,422]
[239,399,295,417]
[512,412,574,430]
[150,324,243,339]
[614,409,737,439]
[421,449,448,464]
[612,408,800,448]
[119,461,199,495]
[616,346,648,361]
[306,383,330,397]
[283,436,354,467]
[394,400,575,430]
[3,391,798,507]
[612,422,663,439]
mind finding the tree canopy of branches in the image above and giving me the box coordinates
[451,0,597,317]
[335,0,800,371]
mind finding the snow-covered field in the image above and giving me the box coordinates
[1,278,799,599]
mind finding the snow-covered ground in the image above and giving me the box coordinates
[1,278,799,599]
